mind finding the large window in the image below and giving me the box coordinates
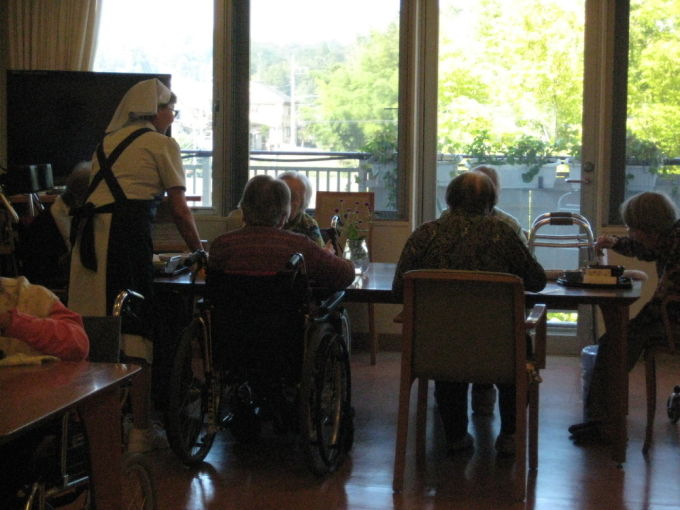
[248,0,401,215]
[94,0,214,207]
[617,0,680,220]
[434,1,585,270]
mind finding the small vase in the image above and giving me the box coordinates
[344,238,369,275]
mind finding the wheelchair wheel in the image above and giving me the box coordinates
[299,322,353,476]
[166,318,218,465]
[121,453,155,510]
[339,309,352,357]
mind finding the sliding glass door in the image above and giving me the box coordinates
[433,0,586,269]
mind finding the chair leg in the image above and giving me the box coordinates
[368,303,377,365]
[514,379,528,501]
[393,377,414,492]
[643,351,657,454]
[528,382,539,471]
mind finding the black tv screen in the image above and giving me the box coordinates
[6,70,171,185]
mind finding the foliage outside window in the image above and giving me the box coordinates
[249,1,400,214]
[621,0,680,210]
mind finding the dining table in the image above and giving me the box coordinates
[154,261,642,464]
[0,361,140,510]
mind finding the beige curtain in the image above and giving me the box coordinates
[8,0,101,70]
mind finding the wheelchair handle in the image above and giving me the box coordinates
[112,289,145,318]
[286,252,307,275]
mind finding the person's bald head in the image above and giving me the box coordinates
[472,165,499,189]
[445,171,497,215]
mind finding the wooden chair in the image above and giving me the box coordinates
[315,192,378,363]
[643,293,680,453]
[393,270,547,500]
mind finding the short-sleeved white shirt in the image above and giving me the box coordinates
[86,121,186,205]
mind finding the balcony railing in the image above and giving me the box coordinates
[181,150,212,206]
[181,149,376,209]
[249,150,371,208]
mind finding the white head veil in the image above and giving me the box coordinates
[105,78,173,133]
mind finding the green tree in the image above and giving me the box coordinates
[437,0,583,156]
[303,23,399,151]
[627,0,680,157]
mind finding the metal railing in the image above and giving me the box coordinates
[249,151,371,207]
[181,149,374,208]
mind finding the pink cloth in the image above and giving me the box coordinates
[209,226,355,291]
[5,300,89,361]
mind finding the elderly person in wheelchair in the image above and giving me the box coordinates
[165,175,355,475]
[210,174,354,286]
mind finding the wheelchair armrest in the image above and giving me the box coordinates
[525,303,547,370]
[314,290,346,320]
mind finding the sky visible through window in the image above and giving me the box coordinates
[251,0,398,44]
[94,0,213,152]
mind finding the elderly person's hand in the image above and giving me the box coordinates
[595,235,617,251]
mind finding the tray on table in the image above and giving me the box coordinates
[556,276,633,289]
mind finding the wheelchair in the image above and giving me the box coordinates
[3,289,155,510]
[164,252,354,475]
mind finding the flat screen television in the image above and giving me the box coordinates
[6,70,171,186]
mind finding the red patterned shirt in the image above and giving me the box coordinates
[209,226,355,291]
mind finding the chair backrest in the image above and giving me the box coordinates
[83,316,122,363]
[315,191,374,253]
[402,270,526,385]
[206,256,310,373]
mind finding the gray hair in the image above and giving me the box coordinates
[472,165,499,189]
[621,191,678,234]
[240,175,291,227]
[278,171,313,210]
[445,171,497,215]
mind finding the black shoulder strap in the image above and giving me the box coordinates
[85,128,153,203]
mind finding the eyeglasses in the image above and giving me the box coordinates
[170,108,180,119]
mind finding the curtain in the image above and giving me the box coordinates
[8,0,101,70]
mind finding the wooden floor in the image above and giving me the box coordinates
[145,351,680,510]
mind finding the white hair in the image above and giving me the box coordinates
[278,171,313,210]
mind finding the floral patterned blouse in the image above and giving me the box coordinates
[392,210,546,299]
[286,211,324,247]
[610,219,680,321]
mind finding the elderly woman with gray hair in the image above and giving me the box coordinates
[278,171,325,247]
[225,171,325,247]
[569,191,680,442]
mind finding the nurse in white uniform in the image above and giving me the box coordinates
[68,78,203,451]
